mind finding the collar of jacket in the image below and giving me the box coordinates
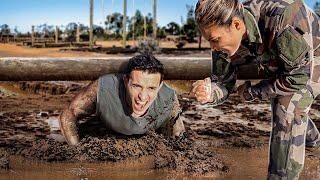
[242,8,262,45]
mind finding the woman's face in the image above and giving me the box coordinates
[200,17,246,57]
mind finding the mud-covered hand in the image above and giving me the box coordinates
[237,81,255,102]
[191,77,214,104]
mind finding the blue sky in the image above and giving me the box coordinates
[0,0,318,33]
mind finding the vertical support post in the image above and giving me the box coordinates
[31,25,35,46]
[122,0,127,47]
[77,23,80,43]
[89,0,94,48]
[144,0,147,40]
[132,0,135,46]
[152,0,157,40]
[101,0,106,35]
[55,26,59,43]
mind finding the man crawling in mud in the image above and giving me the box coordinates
[59,54,185,145]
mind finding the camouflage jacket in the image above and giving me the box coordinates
[212,0,320,101]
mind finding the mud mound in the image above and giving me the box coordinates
[11,131,227,174]
[154,137,228,174]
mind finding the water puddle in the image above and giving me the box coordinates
[1,146,319,180]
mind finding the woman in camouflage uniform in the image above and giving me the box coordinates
[192,0,320,179]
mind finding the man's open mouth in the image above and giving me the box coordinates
[134,99,147,110]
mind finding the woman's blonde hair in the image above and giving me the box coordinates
[195,0,243,28]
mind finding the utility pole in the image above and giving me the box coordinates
[31,26,35,46]
[55,26,59,43]
[89,0,94,48]
[152,0,157,39]
[123,0,127,47]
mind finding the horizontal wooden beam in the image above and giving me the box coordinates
[0,57,264,81]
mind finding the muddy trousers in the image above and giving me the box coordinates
[267,87,320,180]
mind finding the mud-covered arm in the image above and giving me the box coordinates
[59,80,98,145]
[158,94,185,137]
[171,94,185,136]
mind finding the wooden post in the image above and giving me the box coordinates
[55,26,59,43]
[144,0,147,40]
[89,0,94,48]
[152,0,157,39]
[132,0,135,46]
[122,0,127,47]
[31,26,35,46]
[76,24,80,43]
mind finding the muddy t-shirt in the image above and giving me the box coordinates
[96,74,176,135]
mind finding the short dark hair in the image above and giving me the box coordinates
[125,53,164,81]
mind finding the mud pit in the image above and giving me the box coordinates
[1,81,320,179]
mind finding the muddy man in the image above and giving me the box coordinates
[59,54,185,146]
[192,0,320,179]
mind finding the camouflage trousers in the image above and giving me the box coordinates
[268,84,320,180]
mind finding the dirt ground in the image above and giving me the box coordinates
[0,40,210,58]
[0,43,320,179]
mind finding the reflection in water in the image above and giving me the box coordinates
[44,116,66,142]
[45,117,60,131]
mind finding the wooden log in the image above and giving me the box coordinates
[0,57,265,81]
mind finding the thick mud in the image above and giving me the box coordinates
[1,81,319,178]
[0,82,229,175]
[1,111,227,174]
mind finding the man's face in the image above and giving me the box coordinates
[124,70,162,118]
[200,18,245,57]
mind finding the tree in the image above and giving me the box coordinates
[157,26,166,39]
[105,12,125,39]
[64,22,78,41]
[36,23,55,38]
[165,22,180,36]
[127,10,154,39]
[0,24,11,34]
[315,2,320,16]
[93,25,105,39]
[182,5,198,42]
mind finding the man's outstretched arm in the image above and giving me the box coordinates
[59,80,98,145]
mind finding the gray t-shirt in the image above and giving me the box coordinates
[96,74,176,135]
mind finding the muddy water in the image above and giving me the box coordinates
[1,156,184,180]
[1,147,319,180]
